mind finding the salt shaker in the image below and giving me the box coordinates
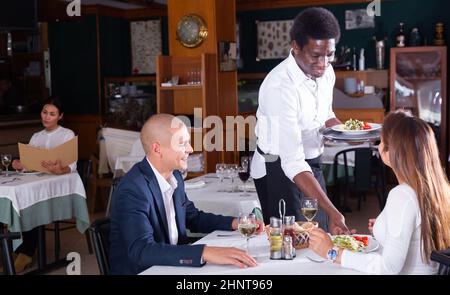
[282,235,294,260]
[269,217,282,260]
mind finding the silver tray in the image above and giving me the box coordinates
[322,128,381,143]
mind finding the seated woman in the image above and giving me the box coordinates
[309,110,450,274]
[11,97,77,272]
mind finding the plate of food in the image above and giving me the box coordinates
[332,119,382,135]
[332,234,379,253]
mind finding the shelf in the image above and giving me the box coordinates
[159,84,202,90]
[400,77,441,81]
[105,75,156,83]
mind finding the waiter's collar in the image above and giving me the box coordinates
[287,50,324,86]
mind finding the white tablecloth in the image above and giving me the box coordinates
[185,174,260,218]
[322,142,372,166]
[0,172,86,215]
[139,230,364,275]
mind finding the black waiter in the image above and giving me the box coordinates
[251,7,349,234]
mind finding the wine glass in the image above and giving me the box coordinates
[238,167,250,196]
[1,154,12,177]
[215,163,226,192]
[240,156,250,172]
[226,164,238,192]
[301,198,318,222]
[237,213,257,255]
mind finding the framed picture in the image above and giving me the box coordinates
[256,19,293,60]
[219,41,237,72]
[130,19,162,74]
[345,9,375,30]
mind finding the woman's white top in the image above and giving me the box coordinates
[341,184,438,274]
[29,126,77,173]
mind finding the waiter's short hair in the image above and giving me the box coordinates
[290,7,340,49]
[43,96,64,114]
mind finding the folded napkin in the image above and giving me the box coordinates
[185,180,206,189]
[237,182,256,192]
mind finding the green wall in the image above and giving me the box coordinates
[48,15,168,115]
[237,0,450,73]
[49,16,99,114]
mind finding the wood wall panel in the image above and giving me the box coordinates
[64,114,103,160]
[167,0,217,56]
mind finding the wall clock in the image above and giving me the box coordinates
[176,14,208,48]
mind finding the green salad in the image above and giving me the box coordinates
[332,235,365,252]
[344,119,364,130]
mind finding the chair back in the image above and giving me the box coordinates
[89,218,111,275]
[0,231,21,275]
[431,248,450,275]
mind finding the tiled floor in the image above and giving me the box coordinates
[4,192,383,275]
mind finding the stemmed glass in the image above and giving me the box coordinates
[237,213,257,256]
[215,163,226,192]
[238,167,250,196]
[1,154,12,177]
[301,198,318,222]
[227,164,238,192]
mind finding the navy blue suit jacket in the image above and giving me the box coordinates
[109,158,234,275]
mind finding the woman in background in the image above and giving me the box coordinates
[309,110,450,274]
[11,97,76,272]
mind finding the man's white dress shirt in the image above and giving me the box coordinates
[147,159,179,245]
[251,51,336,181]
[29,126,77,172]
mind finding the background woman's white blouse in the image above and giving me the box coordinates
[29,126,77,173]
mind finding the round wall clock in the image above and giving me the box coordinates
[176,14,208,48]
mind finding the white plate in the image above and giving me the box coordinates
[332,234,379,253]
[331,123,382,135]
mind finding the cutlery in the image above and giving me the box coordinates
[305,255,328,263]
[1,177,21,184]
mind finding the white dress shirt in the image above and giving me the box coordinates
[29,126,77,173]
[251,51,336,181]
[341,184,438,274]
[147,159,179,245]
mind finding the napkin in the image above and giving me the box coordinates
[185,180,206,189]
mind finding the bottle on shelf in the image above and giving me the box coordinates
[409,27,421,46]
[396,22,406,47]
[352,47,357,71]
[359,48,365,71]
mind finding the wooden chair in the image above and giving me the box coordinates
[87,154,112,214]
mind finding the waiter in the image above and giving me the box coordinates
[251,7,349,234]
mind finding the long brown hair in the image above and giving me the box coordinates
[381,110,450,263]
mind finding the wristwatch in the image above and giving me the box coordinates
[327,246,340,262]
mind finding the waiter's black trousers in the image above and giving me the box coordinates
[254,154,329,232]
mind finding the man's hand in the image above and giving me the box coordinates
[41,159,69,175]
[12,159,24,171]
[202,246,257,268]
[328,212,351,235]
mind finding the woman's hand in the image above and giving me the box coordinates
[308,227,334,259]
[368,218,376,235]
[12,159,24,171]
[41,159,69,175]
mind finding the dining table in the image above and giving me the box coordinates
[0,171,90,271]
[139,229,366,275]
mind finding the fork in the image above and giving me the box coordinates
[1,177,21,184]
[305,255,328,263]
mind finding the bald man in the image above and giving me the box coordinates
[109,114,263,275]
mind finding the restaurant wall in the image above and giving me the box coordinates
[48,16,99,114]
[237,0,450,73]
[48,15,169,115]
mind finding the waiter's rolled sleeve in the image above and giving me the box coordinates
[265,86,313,181]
